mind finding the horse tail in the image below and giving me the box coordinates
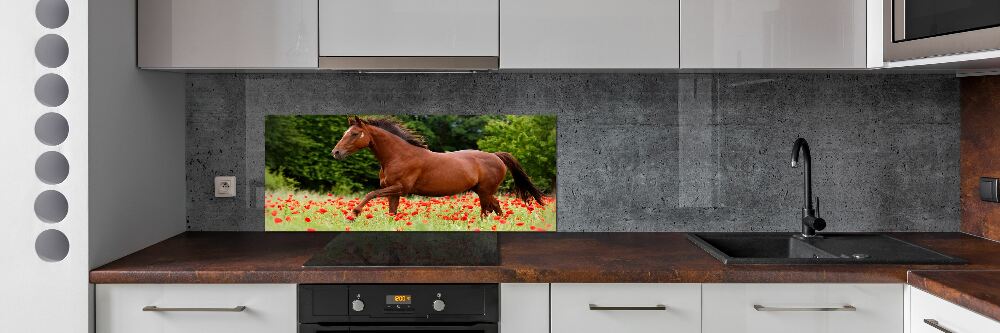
[494,152,545,206]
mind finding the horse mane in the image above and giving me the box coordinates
[362,117,428,149]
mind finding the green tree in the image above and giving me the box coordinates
[477,115,557,193]
[264,115,556,195]
[265,115,381,193]
[394,115,501,152]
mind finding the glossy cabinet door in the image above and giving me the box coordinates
[319,0,499,57]
[500,0,680,69]
[702,283,903,333]
[551,283,701,333]
[500,283,549,333]
[910,287,1000,333]
[681,0,869,68]
[96,284,297,333]
[138,0,318,69]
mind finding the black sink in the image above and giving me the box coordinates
[687,233,965,265]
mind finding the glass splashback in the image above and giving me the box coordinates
[264,115,556,232]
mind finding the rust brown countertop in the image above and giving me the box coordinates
[908,270,1000,322]
[90,232,1000,285]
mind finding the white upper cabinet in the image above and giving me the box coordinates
[500,0,680,69]
[138,0,318,69]
[681,0,875,69]
[319,0,499,57]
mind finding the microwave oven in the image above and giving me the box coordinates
[884,0,1000,62]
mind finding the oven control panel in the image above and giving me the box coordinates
[350,285,472,317]
[384,294,414,311]
[298,284,498,323]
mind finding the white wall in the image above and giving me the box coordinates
[88,0,187,270]
[0,0,90,331]
[1,0,185,331]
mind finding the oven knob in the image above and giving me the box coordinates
[432,299,446,312]
[351,299,365,312]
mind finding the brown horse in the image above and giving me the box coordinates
[330,116,544,217]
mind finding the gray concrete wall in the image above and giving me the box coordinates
[186,73,960,232]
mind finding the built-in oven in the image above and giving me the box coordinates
[299,284,498,333]
[885,0,1000,61]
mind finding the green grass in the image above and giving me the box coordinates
[264,190,556,232]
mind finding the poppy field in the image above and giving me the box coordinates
[264,190,556,232]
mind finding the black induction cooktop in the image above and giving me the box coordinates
[303,232,500,267]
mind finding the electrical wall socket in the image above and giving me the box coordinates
[215,176,236,198]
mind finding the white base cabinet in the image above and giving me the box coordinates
[551,283,701,333]
[95,283,1000,333]
[96,284,296,333]
[909,286,1000,333]
[702,283,903,333]
[500,283,549,333]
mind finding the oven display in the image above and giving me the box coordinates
[386,295,412,305]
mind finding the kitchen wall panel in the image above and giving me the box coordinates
[186,73,959,232]
[960,76,1000,242]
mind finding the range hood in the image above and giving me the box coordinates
[318,56,499,72]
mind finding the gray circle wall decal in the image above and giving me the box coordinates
[34,190,68,223]
[35,34,69,68]
[35,112,69,145]
[34,73,69,107]
[36,0,69,29]
[35,151,69,184]
[35,229,70,262]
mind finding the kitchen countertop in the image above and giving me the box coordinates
[908,270,1000,322]
[91,232,1000,284]
[90,232,1000,321]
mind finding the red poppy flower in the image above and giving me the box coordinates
[306,228,316,232]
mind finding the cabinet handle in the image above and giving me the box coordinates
[142,306,247,312]
[588,304,667,311]
[923,319,954,333]
[753,305,856,312]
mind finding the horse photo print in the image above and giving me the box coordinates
[264,115,556,232]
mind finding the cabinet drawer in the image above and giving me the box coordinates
[910,287,1000,333]
[96,284,296,333]
[703,283,903,333]
[551,283,700,333]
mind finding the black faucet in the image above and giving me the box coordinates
[791,138,826,237]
